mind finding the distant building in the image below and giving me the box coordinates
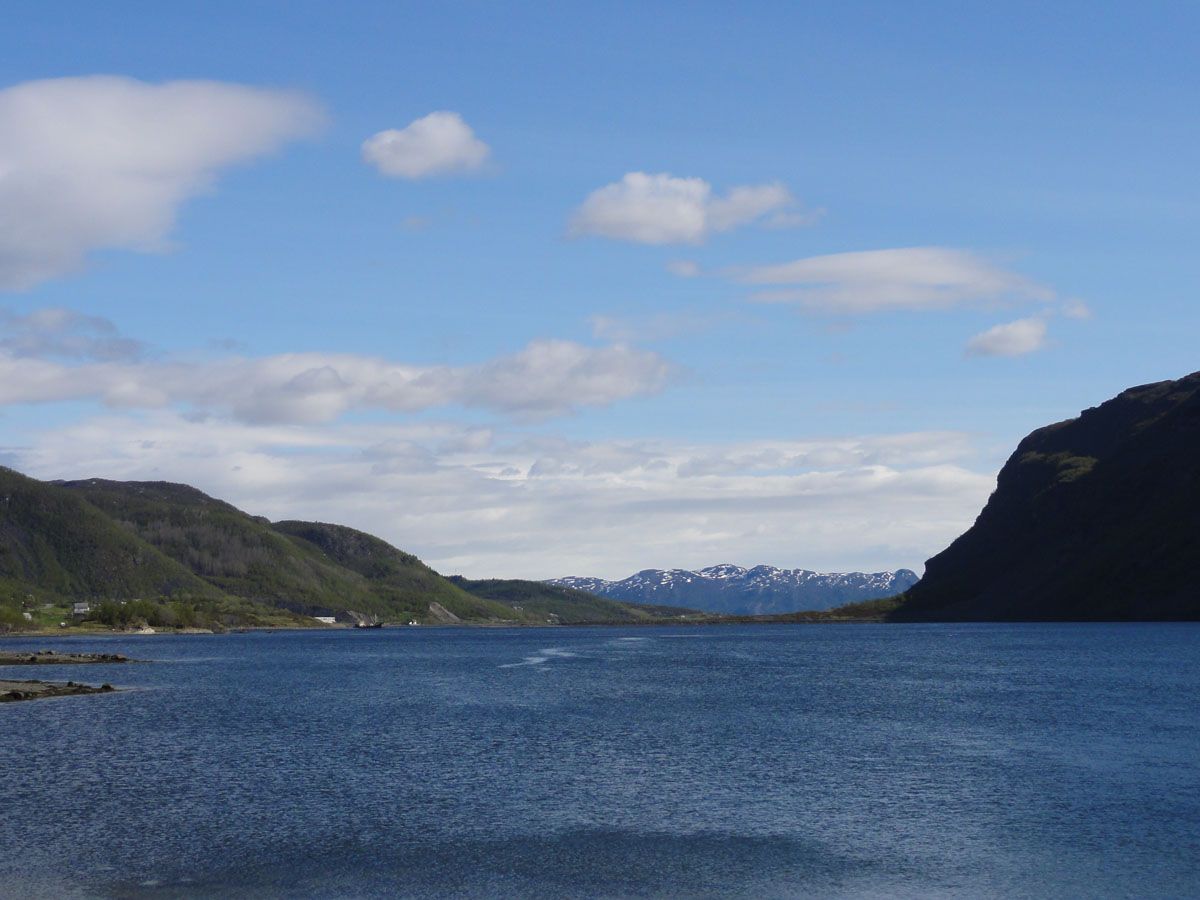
[313,616,337,625]
[72,602,90,617]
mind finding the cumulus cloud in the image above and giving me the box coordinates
[568,173,803,244]
[964,316,1050,357]
[9,414,996,580]
[0,311,673,423]
[0,76,325,290]
[460,339,672,417]
[735,247,1057,314]
[362,111,491,178]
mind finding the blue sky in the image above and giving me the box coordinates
[1,1,1196,578]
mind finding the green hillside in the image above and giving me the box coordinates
[0,468,694,630]
[0,469,663,629]
[271,521,522,623]
[448,577,703,624]
[0,468,308,630]
[55,479,392,618]
[0,468,220,604]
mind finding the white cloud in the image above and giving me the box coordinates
[8,414,996,581]
[568,173,803,244]
[1061,297,1093,319]
[589,311,729,342]
[763,208,826,229]
[460,339,673,417]
[0,307,144,361]
[665,259,701,278]
[964,316,1050,357]
[735,247,1057,314]
[0,310,673,423]
[362,111,491,178]
[0,76,325,290]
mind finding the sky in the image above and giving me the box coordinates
[1,1,1197,580]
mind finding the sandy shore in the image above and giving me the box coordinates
[0,649,138,666]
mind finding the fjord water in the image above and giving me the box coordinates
[2,625,1197,899]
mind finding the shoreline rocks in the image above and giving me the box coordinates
[0,678,120,702]
[0,650,136,666]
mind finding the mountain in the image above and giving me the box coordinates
[890,371,1200,621]
[52,477,493,623]
[547,564,919,615]
[0,468,223,604]
[1,469,680,629]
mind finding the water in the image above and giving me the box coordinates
[1,624,1197,899]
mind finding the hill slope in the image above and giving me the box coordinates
[55,479,392,618]
[0,468,222,604]
[2,470,662,627]
[55,480,522,623]
[272,521,521,622]
[449,577,702,624]
[893,371,1200,621]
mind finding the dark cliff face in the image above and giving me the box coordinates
[895,371,1200,621]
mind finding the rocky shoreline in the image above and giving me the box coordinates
[0,678,120,702]
[0,650,137,703]
[0,649,137,665]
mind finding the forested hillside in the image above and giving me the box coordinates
[1,468,689,630]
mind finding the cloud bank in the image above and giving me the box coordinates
[362,111,491,178]
[569,173,802,244]
[8,414,996,580]
[0,76,325,290]
[0,310,672,423]
[0,306,996,580]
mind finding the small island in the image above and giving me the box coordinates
[0,649,137,702]
[1,678,119,702]
[0,649,134,665]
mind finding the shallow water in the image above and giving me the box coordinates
[2,623,1197,899]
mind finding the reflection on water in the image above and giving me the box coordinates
[2,624,1198,899]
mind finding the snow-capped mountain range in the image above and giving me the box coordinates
[544,565,920,616]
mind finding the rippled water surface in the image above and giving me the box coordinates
[2,624,1198,899]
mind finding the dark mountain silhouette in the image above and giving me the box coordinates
[892,371,1200,621]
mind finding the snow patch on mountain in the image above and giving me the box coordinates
[547,565,919,615]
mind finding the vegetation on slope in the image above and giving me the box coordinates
[54,479,395,618]
[0,468,222,604]
[1,470,659,627]
[272,521,522,623]
[449,577,703,624]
